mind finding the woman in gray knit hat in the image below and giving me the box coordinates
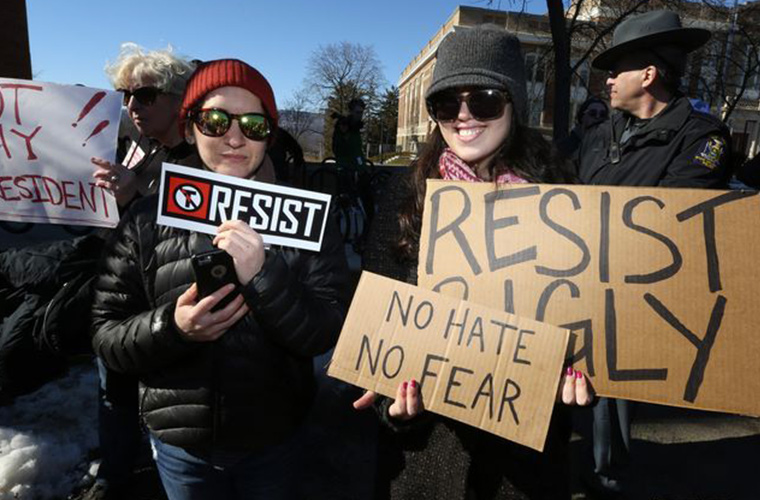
[357,25,591,500]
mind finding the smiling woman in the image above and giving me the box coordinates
[359,25,586,500]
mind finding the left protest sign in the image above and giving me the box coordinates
[0,78,121,228]
[328,271,570,451]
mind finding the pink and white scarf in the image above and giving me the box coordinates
[438,148,528,184]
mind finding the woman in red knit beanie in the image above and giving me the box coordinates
[91,59,350,499]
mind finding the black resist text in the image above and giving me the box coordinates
[423,185,757,404]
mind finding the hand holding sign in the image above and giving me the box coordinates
[559,367,595,406]
[355,368,594,423]
[213,220,266,285]
[353,379,426,421]
[174,283,249,342]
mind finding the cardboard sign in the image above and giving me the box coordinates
[418,180,760,417]
[157,163,331,251]
[328,271,570,451]
[0,78,121,228]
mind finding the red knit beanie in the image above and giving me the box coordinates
[179,59,278,138]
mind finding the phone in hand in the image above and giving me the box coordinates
[191,249,239,312]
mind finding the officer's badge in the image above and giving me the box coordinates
[694,136,725,170]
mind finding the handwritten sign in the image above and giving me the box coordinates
[418,180,760,417]
[328,272,570,451]
[0,78,121,228]
[157,163,332,251]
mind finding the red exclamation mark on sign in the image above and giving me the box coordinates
[72,91,106,127]
[82,120,110,147]
[72,91,111,147]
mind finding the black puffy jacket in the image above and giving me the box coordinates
[91,194,350,452]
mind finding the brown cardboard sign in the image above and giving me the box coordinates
[418,180,760,417]
[328,271,570,451]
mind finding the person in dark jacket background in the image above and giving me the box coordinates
[575,11,731,499]
[91,59,350,499]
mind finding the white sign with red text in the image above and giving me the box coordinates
[0,78,121,228]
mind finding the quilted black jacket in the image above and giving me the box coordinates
[91,194,350,453]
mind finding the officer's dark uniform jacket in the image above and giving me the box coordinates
[91,194,350,453]
[577,94,731,188]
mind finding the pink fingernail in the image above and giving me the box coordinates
[575,370,583,379]
[410,379,416,389]
[402,381,408,390]
[566,366,573,375]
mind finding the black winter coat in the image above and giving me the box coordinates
[577,94,731,188]
[91,194,350,453]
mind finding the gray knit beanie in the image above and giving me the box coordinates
[425,25,528,123]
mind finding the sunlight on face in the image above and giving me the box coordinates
[438,90,511,173]
[192,86,268,179]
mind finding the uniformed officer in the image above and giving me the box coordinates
[578,10,731,188]
[576,10,732,499]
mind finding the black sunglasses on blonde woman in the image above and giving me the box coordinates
[118,86,162,106]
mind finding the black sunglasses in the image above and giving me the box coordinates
[118,86,162,107]
[192,108,272,141]
[426,89,510,122]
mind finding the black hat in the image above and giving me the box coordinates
[425,25,528,122]
[592,10,710,71]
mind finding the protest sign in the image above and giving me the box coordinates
[418,180,760,417]
[157,163,331,251]
[328,271,570,451]
[0,78,121,228]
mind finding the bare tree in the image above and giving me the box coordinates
[280,88,317,140]
[305,41,385,115]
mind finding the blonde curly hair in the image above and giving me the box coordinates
[106,43,196,96]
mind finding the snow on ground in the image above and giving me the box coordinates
[0,361,99,499]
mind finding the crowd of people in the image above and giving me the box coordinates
[0,8,753,500]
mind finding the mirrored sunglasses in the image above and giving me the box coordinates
[426,89,510,122]
[192,108,272,141]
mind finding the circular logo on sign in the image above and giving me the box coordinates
[174,184,203,212]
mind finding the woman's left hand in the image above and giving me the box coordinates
[559,367,595,406]
[91,157,137,207]
[213,220,266,285]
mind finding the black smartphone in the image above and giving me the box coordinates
[191,249,239,312]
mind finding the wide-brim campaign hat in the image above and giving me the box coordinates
[592,10,710,70]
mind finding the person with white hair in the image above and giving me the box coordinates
[91,43,199,207]
[84,43,199,500]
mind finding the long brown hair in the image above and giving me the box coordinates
[396,113,575,260]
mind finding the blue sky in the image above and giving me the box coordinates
[27,0,545,108]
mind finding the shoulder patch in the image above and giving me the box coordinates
[694,136,726,170]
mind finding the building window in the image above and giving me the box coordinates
[525,53,546,84]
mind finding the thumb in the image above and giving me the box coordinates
[177,283,198,307]
[353,390,377,410]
